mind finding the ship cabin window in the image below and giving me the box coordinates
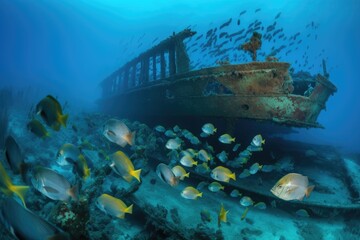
[203,80,234,96]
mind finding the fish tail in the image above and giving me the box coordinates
[185,172,190,178]
[68,184,79,201]
[131,169,142,182]
[124,204,133,214]
[198,192,203,198]
[230,172,236,181]
[221,186,225,190]
[193,161,198,166]
[232,137,236,142]
[306,185,315,198]
[262,139,266,144]
[59,114,69,127]
[11,185,29,207]
[214,128,217,133]
[124,131,136,146]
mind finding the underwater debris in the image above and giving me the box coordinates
[241,32,262,61]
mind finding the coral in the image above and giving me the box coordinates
[241,32,262,61]
[170,208,181,225]
[295,221,323,240]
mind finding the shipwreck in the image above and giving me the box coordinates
[98,29,336,128]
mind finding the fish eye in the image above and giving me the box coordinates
[277,184,282,188]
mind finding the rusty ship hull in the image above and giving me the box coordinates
[98,29,336,128]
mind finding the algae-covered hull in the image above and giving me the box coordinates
[99,62,336,128]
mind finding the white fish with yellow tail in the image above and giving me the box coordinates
[156,163,179,187]
[103,119,135,147]
[0,162,29,206]
[96,194,133,219]
[198,149,211,162]
[217,204,228,227]
[295,209,310,217]
[195,162,211,174]
[240,196,254,207]
[251,134,265,147]
[218,134,235,144]
[230,189,242,198]
[202,123,217,135]
[208,182,224,192]
[181,186,202,200]
[271,173,315,201]
[171,165,190,180]
[154,125,166,132]
[249,163,262,175]
[165,138,181,150]
[109,151,141,182]
[180,155,198,167]
[211,166,236,182]
[216,151,228,163]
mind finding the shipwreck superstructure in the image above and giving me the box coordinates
[98,29,336,128]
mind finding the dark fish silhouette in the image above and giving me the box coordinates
[228,29,245,38]
[219,32,228,38]
[239,10,247,15]
[237,19,240,25]
[255,8,261,13]
[195,34,203,41]
[275,12,281,19]
[220,18,232,29]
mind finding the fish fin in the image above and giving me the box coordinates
[117,213,125,219]
[232,137,236,142]
[68,184,79,201]
[131,169,142,182]
[214,128,217,133]
[11,185,29,207]
[124,204,133,214]
[59,114,68,127]
[124,131,136,146]
[229,172,236,181]
[193,161,198,166]
[306,185,315,198]
[185,172,190,178]
[198,192,203,198]
[221,186,225,190]
[262,139,266,144]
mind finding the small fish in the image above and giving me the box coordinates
[246,145,263,152]
[208,182,224,192]
[0,162,29,206]
[96,194,133,219]
[76,155,91,180]
[211,166,236,182]
[173,125,181,133]
[198,149,211,162]
[156,163,179,187]
[202,123,217,135]
[261,164,275,173]
[219,134,235,144]
[249,163,262,174]
[196,181,209,191]
[171,165,190,180]
[165,129,177,138]
[109,151,141,182]
[165,138,181,150]
[27,119,50,138]
[196,162,211,174]
[295,209,310,217]
[4,135,25,175]
[200,209,212,222]
[239,150,252,158]
[230,189,242,198]
[271,173,315,201]
[218,204,228,227]
[251,134,265,147]
[232,143,241,152]
[200,132,210,138]
[254,202,266,210]
[36,95,68,131]
[154,125,166,132]
[190,136,201,145]
[180,155,198,167]
[181,186,202,200]
[0,198,70,240]
[238,169,251,178]
[216,151,228,163]
[240,196,254,207]
[56,143,82,166]
[31,166,78,201]
[103,119,135,147]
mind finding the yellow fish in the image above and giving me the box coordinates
[218,203,228,227]
[181,186,202,200]
[0,162,29,206]
[271,173,315,201]
[218,134,235,144]
[211,166,236,182]
[180,155,198,167]
[96,194,133,219]
[109,151,141,182]
[171,165,190,180]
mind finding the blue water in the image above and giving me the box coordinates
[0,1,360,239]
